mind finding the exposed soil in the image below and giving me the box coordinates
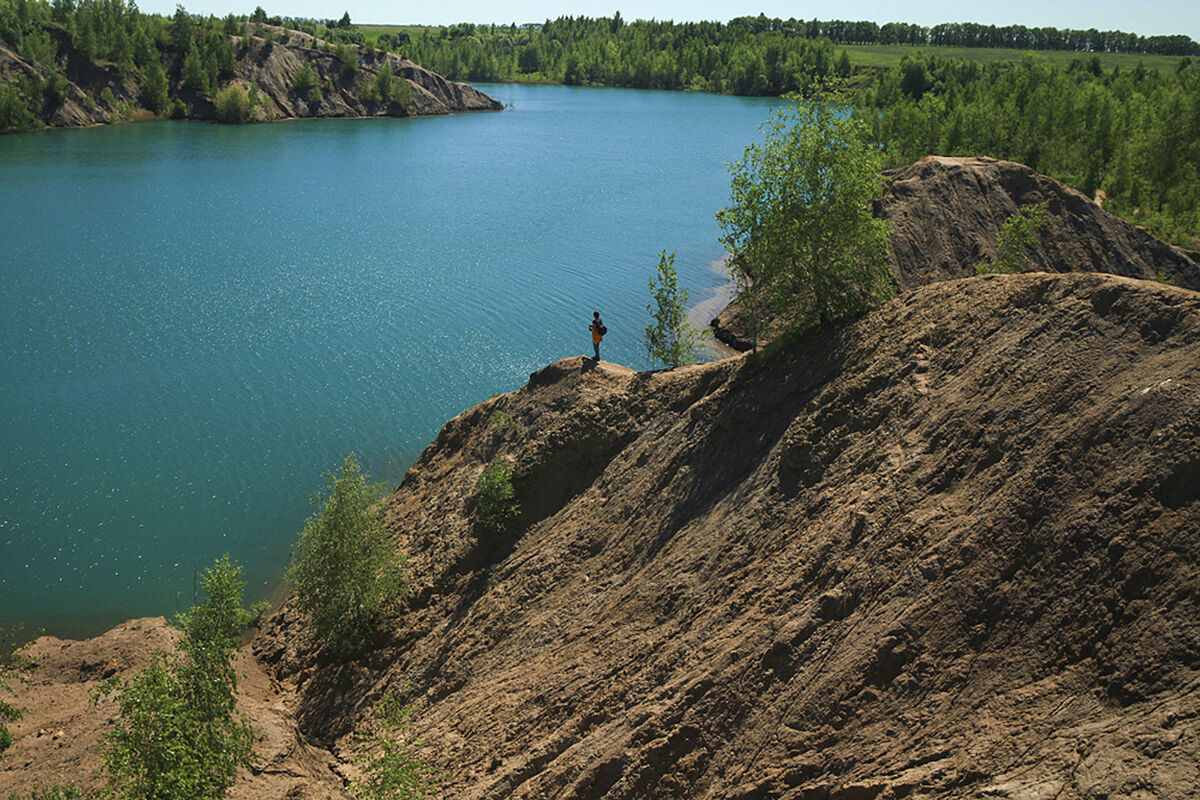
[252,272,1199,799]
[0,618,347,798]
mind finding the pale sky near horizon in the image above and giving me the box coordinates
[134,0,1200,42]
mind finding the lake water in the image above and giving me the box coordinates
[0,83,782,638]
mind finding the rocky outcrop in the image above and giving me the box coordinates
[713,156,1200,350]
[205,28,500,121]
[255,272,1200,799]
[0,24,500,132]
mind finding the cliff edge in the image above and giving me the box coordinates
[254,272,1200,799]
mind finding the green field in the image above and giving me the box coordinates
[839,42,1187,73]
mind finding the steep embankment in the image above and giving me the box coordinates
[714,156,1200,350]
[250,272,1200,799]
[0,24,499,130]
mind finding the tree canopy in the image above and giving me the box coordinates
[718,90,894,332]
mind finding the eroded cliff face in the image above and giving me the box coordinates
[255,272,1200,799]
[713,156,1200,351]
[0,24,500,131]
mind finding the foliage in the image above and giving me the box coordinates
[644,250,704,368]
[0,80,40,132]
[214,82,250,122]
[476,460,519,534]
[373,62,393,102]
[391,70,411,111]
[976,202,1049,274]
[96,555,256,800]
[335,42,358,74]
[379,14,1194,92]
[350,690,442,800]
[5,785,94,799]
[717,88,894,332]
[287,454,409,653]
[488,411,522,437]
[182,42,205,91]
[0,626,28,758]
[173,554,254,647]
[139,59,168,113]
[853,55,1200,244]
[293,59,317,93]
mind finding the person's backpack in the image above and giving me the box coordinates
[598,321,607,336]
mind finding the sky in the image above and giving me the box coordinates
[135,0,1200,42]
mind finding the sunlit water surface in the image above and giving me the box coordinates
[0,83,781,637]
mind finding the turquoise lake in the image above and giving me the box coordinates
[0,83,782,638]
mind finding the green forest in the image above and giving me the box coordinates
[2,3,1198,244]
[853,54,1200,244]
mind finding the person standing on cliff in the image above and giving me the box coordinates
[590,311,606,361]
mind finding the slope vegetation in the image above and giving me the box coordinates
[714,156,1200,350]
[256,271,1200,799]
[0,24,499,131]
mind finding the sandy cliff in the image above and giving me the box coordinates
[254,272,1200,799]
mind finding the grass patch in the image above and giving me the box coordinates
[840,42,1186,73]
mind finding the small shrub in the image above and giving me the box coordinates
[0,82,39,133]
[95,556,256,800]
[287,454,410,653]
[373,62,394,103]
[976,202,1049,275]
[392,75,412,112]
[476,460,519,534]
[645,249,704,369]
[294,60,317,93]
[214,83,251,123]
[0,626,26,758]
[488,411,522,437]
[351,690,442,800]
[336,43,359,74]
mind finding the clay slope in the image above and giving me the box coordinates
[714,156,1200,350]
[0,24,500,131]
[0,618,348,799]
[257,272,1200,799]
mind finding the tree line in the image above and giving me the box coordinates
[852,54,1200,244]
[392,12,1198,91]
[726,15,1199,56]
[398,15,853,94]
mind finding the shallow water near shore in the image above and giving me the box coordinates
[0,83,781,638]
